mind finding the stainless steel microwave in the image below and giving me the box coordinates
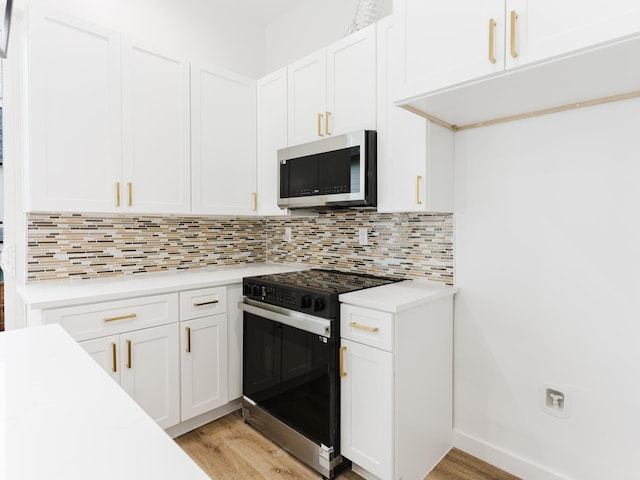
[277,130,377,209]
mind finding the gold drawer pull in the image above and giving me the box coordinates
[111,342,117,373]
[488,18,497,64]
[252,192,258,212]
[186,327,191,353]
[339,346,347,378]
[415,175,422,205]
[349,321,379,333]
[193,300,219,307]
[115,182,121,207]
[325,111,332,136]
[317,113,324,137]
[103,313,137,323]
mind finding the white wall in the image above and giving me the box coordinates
[454,97,640,480]
[24,0,266,78]
[265,0,392,73]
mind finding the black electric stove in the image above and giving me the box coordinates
[242,269,398,319]
[240,269,399,479]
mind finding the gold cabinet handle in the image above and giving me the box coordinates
[415,175,422,205]
[111,342,117,373]
[252,192,258,211]
[325,111,332,136]
[127,182,133,207]
[488,18,497,64]
[126,339,132,369]
[510,10,518,58]
[317,113,324,137]
[186,327,191,353]
[116,182,121,207]
[339,346,347,378]
[193,300,219,307]
[349,321,379,333]
[103,313,137,323]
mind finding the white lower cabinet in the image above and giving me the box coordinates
[78,323,180,429]
[340,338,393,479]
[119,324,180,429]
[179,285,229,421]
[340,284,455,480]
[180,315,227,420]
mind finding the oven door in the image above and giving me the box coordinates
[239,300,337,449]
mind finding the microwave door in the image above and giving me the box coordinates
[287,155,319,198]
[318,148,352,195]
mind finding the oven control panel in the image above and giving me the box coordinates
[242,281,334,319]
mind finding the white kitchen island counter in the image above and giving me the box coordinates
[0,324,209,480]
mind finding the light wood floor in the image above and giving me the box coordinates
[176,411,520,480]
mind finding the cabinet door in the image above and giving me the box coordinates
[120,323,180,429]
[507,0,640,69]
[78,335,120,384]
[326,24,377,136]
[191,63,257,215]
[257,68,288,216]
[122,40,191,214]
[377,17,455,213]
[340,338,393,479]
[28,7,122,213]
[393,0,504,102]
[287,49,327,146]
[181,315,228,421]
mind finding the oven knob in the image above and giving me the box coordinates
[313,297,326,312]
[300,295,312,309]
[251,284,261,297]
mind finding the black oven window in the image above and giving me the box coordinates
[243,312,332,446]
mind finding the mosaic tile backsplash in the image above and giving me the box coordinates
[266,211,453,285]
[27,211,453,284]
[27,214,266,281]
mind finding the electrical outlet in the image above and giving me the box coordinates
[358,228,368,246]
[542,385,571,419]
[284,227,292,242]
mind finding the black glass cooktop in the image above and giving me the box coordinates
[252,269,398,294]
[243,269,400,319]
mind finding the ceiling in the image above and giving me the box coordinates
[214,0,304,27]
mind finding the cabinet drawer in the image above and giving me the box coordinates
[179,286,227,320]
[340,305,393,352]
[42,293,179,342]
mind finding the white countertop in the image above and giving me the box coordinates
[0,324,209,480]
[19,263,308,310]
[339,280,458,313]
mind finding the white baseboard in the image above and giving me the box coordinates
[453,430,570,480]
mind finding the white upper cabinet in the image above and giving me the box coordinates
[377,17,454,213]
[121,41,191,214]
[288,50,327,146]
[191,63,257,216]
[508,0,640,68]
[28,7,122,213]
[394,0,640,126]
[256,68,288,216]
[288,24,377,146]
[393,0,504,101]
[28,8,191,214]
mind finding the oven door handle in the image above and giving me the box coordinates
[239,300,331,338]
